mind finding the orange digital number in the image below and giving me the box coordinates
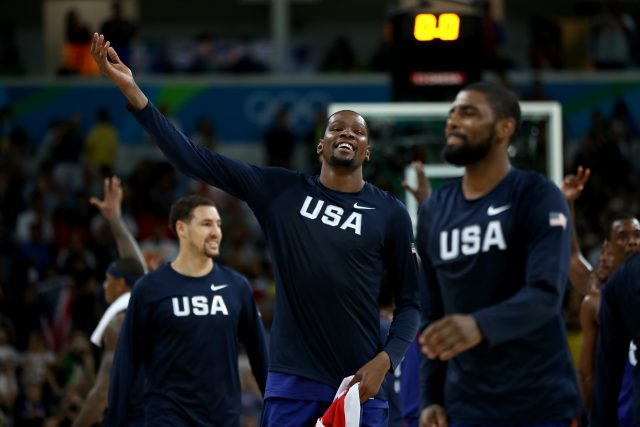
[413,13,460,41]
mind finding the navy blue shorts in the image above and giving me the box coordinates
[261,397,388,427]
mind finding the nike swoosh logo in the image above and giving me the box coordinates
[210,284,229,292]
[487,204,511,216]
[353,202,375,210]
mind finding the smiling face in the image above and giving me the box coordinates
[318,110,370,170]
[178,205,223,259]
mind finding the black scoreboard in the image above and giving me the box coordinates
[387,6,484,101]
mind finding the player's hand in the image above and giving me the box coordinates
[347,351,390,404]
[90,33,134,88]
[419,404,448,427]
[561,166,590,202]
[90,176,123,222]
[419,314,482,361]
[402,160,431,205]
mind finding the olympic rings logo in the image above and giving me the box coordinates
[243,90,333,130]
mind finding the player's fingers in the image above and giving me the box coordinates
[89,197,104,209]
[108,46,121,64]
[422,330,454,357]
[90,33,97,54]
[419,329,437,358]
[347,373,360,389]
[435,410,448,427]
[438,340,469,361]
[98,34,106,56]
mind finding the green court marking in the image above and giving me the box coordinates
[11,86,70,116]
[154,85,207,113]
[564,81,640,115]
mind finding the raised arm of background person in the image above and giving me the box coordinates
[90,176,148,274]
[72,313,125,427]
[402,161,432,206]
[349,202,420,403]
[471,180,571,345]
[416,200,448,427]
[237,277,268,395]
[561,166,592,295]
[577,291,599,412]
[104,280,149,426]
[590,254,640,426]
[90,33,148,110]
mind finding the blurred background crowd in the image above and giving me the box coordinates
[1,0,640,425]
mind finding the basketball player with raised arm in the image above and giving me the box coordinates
[90,34,419,427]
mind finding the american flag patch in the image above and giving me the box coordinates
[549,212,567,229]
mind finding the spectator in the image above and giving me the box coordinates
[59,9,98,76]
[84,108,119,175]
[100,1,136,65]
[320,35,359,72]
[190,116,218,151]
[263,106,296,169]
[589,4,636,70]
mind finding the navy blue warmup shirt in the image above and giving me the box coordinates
[105,263,268,427]
[417,169,581,424]
[591,252,640,427]
[130,102,420,400]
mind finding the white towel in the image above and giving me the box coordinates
[90,292,131,347]
[316,375,361,427]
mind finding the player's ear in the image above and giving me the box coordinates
[176,220,186,239]
[497,117,516,140]
[365,146,371,161]
[317,140,324,154]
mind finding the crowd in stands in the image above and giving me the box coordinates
[0,1,639,76]
[0,104,273,426]
[0,83,638,423]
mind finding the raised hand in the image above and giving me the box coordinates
[561,166,591,203]
[419,314,482,361]
[402,160,431,205]
[90,176,123,223]
[90,34,133,88]
[89,33,148,110]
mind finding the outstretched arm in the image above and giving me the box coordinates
[90,33,148,110]
[91,33,273,209]
[561,166,592,294]
[90,176,147,274]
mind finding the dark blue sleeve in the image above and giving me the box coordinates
[382,202,420,370]
[131,102,271,208]
[416,201,446,409]
[237,278,269,396]
[590,267,631,426]
[104,285,148,426]
[474,181,571,344]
